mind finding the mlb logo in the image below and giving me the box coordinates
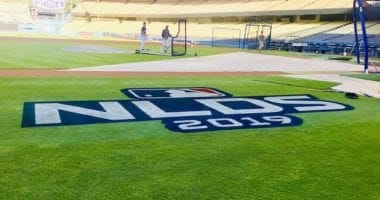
[122,87,231,99]
[22,86,353,133]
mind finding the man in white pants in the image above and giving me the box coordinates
[258,31,266,51]
[161,25,171,53]
[140,22,147,50]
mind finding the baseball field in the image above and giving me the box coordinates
[0,37,379,199]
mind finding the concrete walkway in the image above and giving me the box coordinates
[286,74,380,98]
[69,52,363,73]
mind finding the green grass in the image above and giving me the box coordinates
[1,76,379,199]
[247,49,336,59]
[328,56,353,61]
[0,37,379,199]
[343,73,380,82]
[1,36,378,70]
[248,50,380,65]
[0,37,237,69]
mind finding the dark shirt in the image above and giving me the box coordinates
[162,28,171,39]
[141,26,146,35]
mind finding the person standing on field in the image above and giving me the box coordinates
[140,22,147,50]
[258,31,265,51]
[161,25,171,53]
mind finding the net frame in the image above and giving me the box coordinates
[242,23,272,50]
[171,19,187,56]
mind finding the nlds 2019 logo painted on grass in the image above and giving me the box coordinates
[22,87,353,133]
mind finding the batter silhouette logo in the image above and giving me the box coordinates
[22,87,353,133]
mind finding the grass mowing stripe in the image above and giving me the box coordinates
[343,73,380,82]
[0,76,379,199]
[0,38,238,69]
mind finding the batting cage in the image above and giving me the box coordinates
[135,19,187,56]
[353,0,380,73]
[211,27,242,48]
[242,23,272,50]
[171,19,187,56]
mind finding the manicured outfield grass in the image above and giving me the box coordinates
[248,49,360,65]
[0,76,379,199]
[248,49,326,58]
[344,73,380,82]
[0,37,237,69]
[1,36,377,70]
[249,50,380,66]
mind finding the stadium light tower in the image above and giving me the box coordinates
[353,0,369,73]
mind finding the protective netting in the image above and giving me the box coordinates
[212,27,242,48]
[171,20,187,56]
[242,24,272,50]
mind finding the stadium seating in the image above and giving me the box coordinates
[0,2,31,24]
[62,19,353,42]
[1,0,378,56]
[72,0,353,17]
[300,21,380,44]
[64,0,379,50]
